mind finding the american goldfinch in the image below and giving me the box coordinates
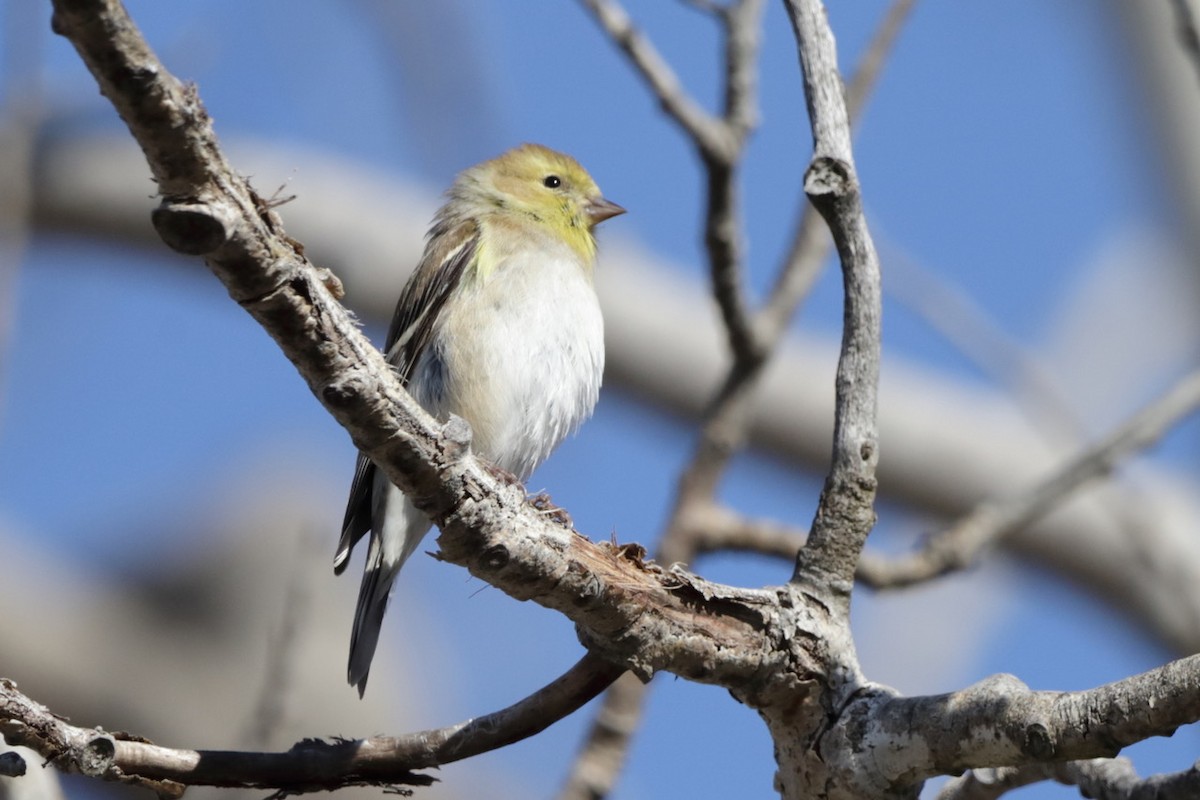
[335,144,624,696]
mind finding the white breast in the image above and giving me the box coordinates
[412,242,605,479]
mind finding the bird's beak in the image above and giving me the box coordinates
[586,197,626,226]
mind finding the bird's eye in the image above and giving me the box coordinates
[543,175,562,189]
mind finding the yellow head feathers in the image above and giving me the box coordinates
[448,144,624,262]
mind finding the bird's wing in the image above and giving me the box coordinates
[334,219,479,573]
[382,218,479,382]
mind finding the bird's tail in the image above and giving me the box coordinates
[347,495,431,697]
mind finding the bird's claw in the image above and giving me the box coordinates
[484,462,522,486]
[529,492,573,529]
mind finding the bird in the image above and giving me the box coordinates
[334,143,624,696]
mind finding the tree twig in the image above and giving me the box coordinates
[243,529,317,748]
[577,0,730,157]
[580,0,762,361]
[858,367,1200,589]
[1055,757,1200,800]
[555,672,647,800]
[682,502,807,560]
[699,0,765,360]
[1,656,624,794]
[852,655,1200,784]
[783,0,884,600]
[755,0,915,349]
[938,757,1200,800]
[935,764,1054,800]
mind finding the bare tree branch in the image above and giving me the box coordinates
[683,502,807,559]
[722,0,763,141]
[1054,758,1200,800]
[702,158,757,359]
[2,655,624,794]
[700,0,766,359]
[581,0,763,360]
[783,0,883,598]
[935,764,1054,800]
[555,672,647,800]
[938,755,1200,800]
[846,655,1200,786]
[757,0,915,364]
[858,367,1200,589]
[577,0,731,157]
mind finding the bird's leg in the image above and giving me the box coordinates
[529,492,573,529]
[480,463,572,528]
[483,462,522,486]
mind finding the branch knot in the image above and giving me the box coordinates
[151,200,235,255]
[480,543,510,571]
[1020,723,1055,760]
[321,374,367,409]
[802,155,854,203]
[80,735,116,778]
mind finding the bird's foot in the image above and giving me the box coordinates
[483,462,522,486]
[529,492,573,529]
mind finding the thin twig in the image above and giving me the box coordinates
[2,656,624,794]
[784,0,884,599]
[555,673,647,800]
[580,0,761,360]
[935,764,1056,800]
[939,758,1200,800]
[722,0,763,145]
[1057,757,1200,799]
[577,0,730,156]
[243,529,317,748]
[699,0,766,360]
[683,502,806,560]
[858,367,1200,589]
[702,156,757,359]
[756,0,914,346]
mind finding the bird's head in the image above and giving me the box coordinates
[453,143,624,261]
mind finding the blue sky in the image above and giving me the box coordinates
[2,2,1198,798]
